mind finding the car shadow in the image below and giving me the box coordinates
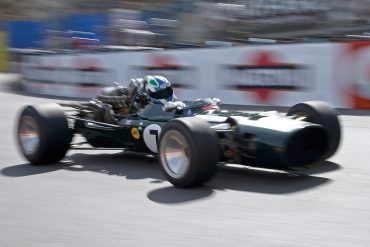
[147,162,338,204]
[208,164,333,194]
[0,151,163,180]
[1,152,340,204]
[64,152,164,181]
[1,162,63,177]
[297,161,341,175]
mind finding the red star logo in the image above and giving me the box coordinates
[74,58,102,71]
[350,43,370,108]
[149,54,180,69]
[240,51,283,103]
[147,54,187,89]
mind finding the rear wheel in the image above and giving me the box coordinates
[17,104,73,165]
[287,101,341,159]
[159,117,219,188]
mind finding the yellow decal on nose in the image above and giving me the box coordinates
[131,127,140,139]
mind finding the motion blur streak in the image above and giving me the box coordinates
[2,0,370,49]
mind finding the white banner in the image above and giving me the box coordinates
[19,43,370,108]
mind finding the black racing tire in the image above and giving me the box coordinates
[287,101,341,159]
[16,104,73,165]
[158,117,219,188]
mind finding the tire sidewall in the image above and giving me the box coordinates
[16,104,72,165]
[287,101,341,159]
[159,118,218,187]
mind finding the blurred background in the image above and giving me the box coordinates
[2,0,370,108]
[2,0,370,51]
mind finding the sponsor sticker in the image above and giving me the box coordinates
[131,127,140,139]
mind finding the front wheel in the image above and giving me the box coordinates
[158,117,219,188]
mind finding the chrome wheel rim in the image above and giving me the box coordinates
[160,130,190,179]
[19,116,40,155]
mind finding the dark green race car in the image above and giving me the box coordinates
[16,98,341,188]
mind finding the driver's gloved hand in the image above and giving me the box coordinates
[134,93,151,105]
[163,101,186,112]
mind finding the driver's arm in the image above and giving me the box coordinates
[163,101,186,112]
[127,79,150,113]
[127,79,145,99]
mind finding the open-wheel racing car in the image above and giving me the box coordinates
[16,97,341,188]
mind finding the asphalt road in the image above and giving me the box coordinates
[1,84,370,246]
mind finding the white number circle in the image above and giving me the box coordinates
[143,124,162,153]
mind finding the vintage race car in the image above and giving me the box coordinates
[16,98,341,187]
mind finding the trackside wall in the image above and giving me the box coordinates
[18,42,370,109]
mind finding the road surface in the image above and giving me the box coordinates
[0,85,370,246]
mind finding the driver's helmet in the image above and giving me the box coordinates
[144,75,174,105]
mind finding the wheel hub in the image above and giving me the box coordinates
[19,116,40,155]
[160,130,190,179]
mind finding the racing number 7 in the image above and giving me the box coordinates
[150,129,159,147]
[143,124,162,153]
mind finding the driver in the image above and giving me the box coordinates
[95,75,185,118]
[128,75,180,112]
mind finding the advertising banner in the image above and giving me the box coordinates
[334,41,370,109]
[19,42,370,108]
[122,44,336,106]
